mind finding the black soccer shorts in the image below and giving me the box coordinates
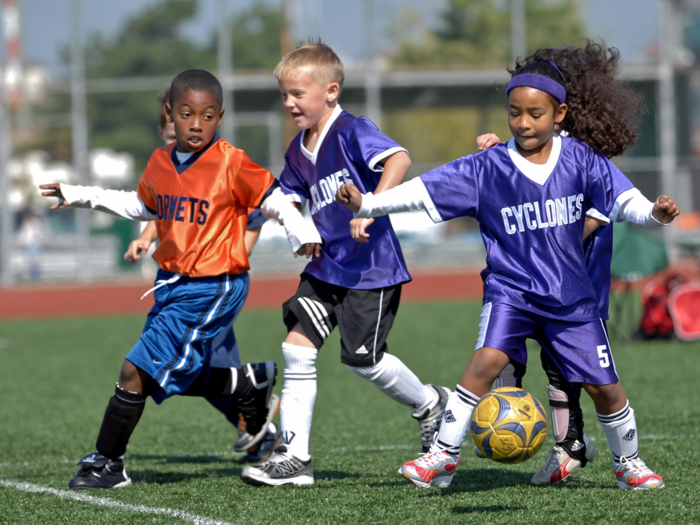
[282,273,401,367]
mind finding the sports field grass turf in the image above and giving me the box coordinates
[1,299,699,524]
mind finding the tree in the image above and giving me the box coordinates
[391,0,586,67]
[26,0,282,174]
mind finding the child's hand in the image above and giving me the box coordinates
[336,183,363,213]
[124,239,152,263]
[295,242,322,258]
[653,195,680,224]
[350,218,373,244]
[476,133,501,151]
[39,183,67,210]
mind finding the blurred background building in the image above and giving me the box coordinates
[1,0,699,285]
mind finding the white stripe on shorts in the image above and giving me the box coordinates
[298,297,331,339]
[475,302,492,350]
[371,289,385,365]
[160,275,232,388]
[600,318,618,377]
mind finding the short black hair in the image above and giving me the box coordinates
[169,69,223,110]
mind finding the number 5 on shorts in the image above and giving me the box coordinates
[597,345,610,368]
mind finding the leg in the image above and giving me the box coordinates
[340,284,449,453]
[240,323,316,487]
[206,325,242,426]
[399,302,537,490]
[398,347,509,490]
[538,318,662,489]
[277,323,318,461]
[69,360,150,490]
[531,349,597,486]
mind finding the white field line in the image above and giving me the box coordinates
[0,480,240,525]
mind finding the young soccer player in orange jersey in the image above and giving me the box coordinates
[41,69,320,489]
[123,85,281,463]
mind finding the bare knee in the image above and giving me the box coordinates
[583,381,627,414]
[460,347,510,397]
[117,360,151,394]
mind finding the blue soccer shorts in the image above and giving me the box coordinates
[476,302,619,386]
[126,269,248,404]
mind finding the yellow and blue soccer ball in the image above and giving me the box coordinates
[470,387,548,464]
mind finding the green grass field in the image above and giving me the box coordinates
[0,299,699,524]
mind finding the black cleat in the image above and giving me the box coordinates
[68,452,132,490]
[234,361,278,452]
[239,422,282,464]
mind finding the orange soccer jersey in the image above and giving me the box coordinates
[137,139,276,277]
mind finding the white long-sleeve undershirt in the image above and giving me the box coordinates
[260,187,323,253]
[60,183,323,254]
[60,184,156,220]
[356,179,666,227]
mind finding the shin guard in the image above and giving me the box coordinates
[95,384,147,460]
[547,384,569,443]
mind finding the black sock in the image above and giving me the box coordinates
[96,384,147,460]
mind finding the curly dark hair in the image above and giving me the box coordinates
[508,40,646,158]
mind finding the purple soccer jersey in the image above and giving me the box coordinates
[279,106,411,289]
[584,222,614,320]
[419,134,634,322]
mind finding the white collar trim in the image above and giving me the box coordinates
[300,105,343,164]
[507,133,561,185]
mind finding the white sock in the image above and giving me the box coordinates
[346,353,435,411]
[435,385,479,455]
[597,401,638,463]
[280,343,318,461]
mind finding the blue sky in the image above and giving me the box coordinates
[18,0,658,78]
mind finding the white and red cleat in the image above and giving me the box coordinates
[531,434,597,485]
[614,457,664,490]
[398,447,460,490]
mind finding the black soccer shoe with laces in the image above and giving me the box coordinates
[68,452,132,490]
[234,361,278,452]
[239,421,282,464]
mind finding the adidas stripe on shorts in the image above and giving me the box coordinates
[282,273,401,366]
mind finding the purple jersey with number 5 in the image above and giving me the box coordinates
[280,106,411,289]
[419,135,634,322]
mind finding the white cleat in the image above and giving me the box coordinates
[531,434,597,485]
[614,456,664,490]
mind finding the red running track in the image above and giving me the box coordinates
[0,270,485,320]
[4,261,697,321]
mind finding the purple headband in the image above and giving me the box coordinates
[506,61,567,103]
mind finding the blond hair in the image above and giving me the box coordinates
[274,41,344,91]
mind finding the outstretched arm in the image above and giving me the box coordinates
[40,183,156,221]
[337,178,430,243]
[617,192,680,226]
[348,151,412,242]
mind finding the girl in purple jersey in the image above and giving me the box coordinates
[477,131,609,485]
[338,40,679,491]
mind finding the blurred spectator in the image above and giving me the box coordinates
[16,209,46,280]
